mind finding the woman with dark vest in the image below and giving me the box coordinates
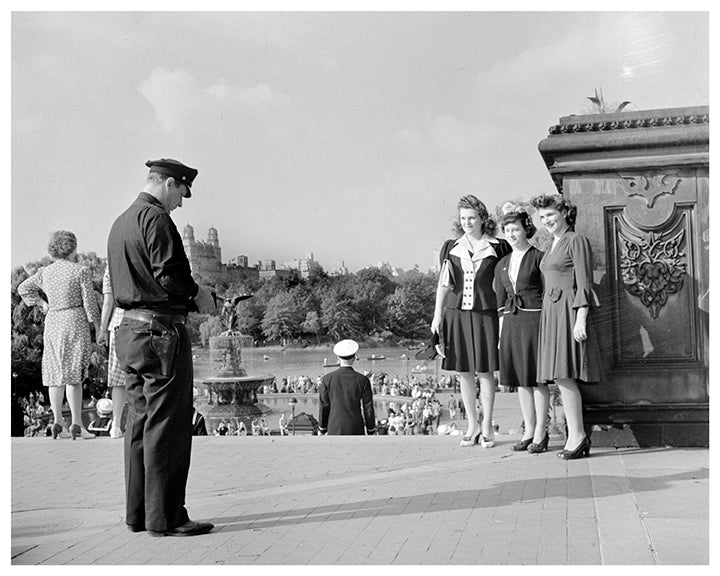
[531,194,602,460]
[431,195,511,447]
[494,208,549,453]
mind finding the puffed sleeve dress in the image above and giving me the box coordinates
[536,231,602,383]
[438,235,511,373]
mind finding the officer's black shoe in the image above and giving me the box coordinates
[148,520,214,537]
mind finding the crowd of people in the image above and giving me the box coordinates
[256,372,456,398]
[377,394,443,436]
[14,391,50,437]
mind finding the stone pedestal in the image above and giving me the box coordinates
[538,106,709,447]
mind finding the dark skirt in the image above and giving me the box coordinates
[441,308,499,374]
[499,309,541,389]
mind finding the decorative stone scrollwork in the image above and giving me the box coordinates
[617,214,687,319]
[618,172,681,208]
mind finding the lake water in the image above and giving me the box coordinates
[191,344,446,432]
[192,344,443,384]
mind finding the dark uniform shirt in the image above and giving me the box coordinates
[107,193,198,313]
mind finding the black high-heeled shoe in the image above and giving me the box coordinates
[557,436,591,460]
[51,423,64,439]
[511,437,534,451]
[528,433,549,454]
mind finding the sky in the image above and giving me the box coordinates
[9,6,711,273]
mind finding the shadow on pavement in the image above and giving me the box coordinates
[212,466,708,533]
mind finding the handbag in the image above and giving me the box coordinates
[415,331,446,361]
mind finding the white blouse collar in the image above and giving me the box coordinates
[450,234,498,262]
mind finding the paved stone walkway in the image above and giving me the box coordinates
[11,394,709,565]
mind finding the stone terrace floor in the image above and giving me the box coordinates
[11,393,709,565]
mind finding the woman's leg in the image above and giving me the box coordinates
[556,378,585,449]
[48,386,66,425]
[458,371,479,436]
[65,383,84,427]
[516,386,536,440]
[477,371,496,438]
[533,384,551,442]
[111,386,127,431]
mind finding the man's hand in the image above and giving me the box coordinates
[194,285,218,315]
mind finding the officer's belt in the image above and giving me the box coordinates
[123,309,187,325]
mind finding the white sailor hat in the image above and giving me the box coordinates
[96,398,113,416]
[332,339,359,358]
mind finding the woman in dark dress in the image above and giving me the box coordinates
[531,194,602,460]
[494,210,549,453]
[431,195,511,447]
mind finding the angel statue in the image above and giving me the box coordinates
[218,292,253,336]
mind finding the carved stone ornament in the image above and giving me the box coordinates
[617,214,687,319]
[548,112,708,134]
[618,172,682,208]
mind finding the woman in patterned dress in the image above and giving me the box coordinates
[431,195,511,447]
[531,194,602,460]
[494,209,549,453]
[97,266,126,438]
[18,231,101,440]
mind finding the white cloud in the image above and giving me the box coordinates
[138,67,297,140]
[138,68,202,133]
[13,114,50,138]
[477,28,606,95]
[393,114,499,156]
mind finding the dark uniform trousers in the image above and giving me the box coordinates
[115,316,193,532]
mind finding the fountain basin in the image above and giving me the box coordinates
[195,375,275,430]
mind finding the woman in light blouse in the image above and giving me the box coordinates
[431,195,511,447]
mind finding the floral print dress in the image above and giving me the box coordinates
[18,259,99,387]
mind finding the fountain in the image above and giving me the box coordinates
[194,294,274,431]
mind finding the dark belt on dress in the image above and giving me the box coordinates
[122,309,187,325]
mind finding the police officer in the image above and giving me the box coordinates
[107,158,216,537]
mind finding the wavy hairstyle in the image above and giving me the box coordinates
[500,210,537,239]
[47,230,78,260]
[530,194,577,231]
[452,195,497,237]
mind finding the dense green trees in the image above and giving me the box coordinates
[193,263,438,346]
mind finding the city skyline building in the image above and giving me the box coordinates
[182,224,364,281]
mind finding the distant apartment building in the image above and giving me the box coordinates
[182,224,340,282]
[282,252,316,279]
[328,259,350,276]
[376,260,400,276]
[182,224,222,273]
[182,224,259,281]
